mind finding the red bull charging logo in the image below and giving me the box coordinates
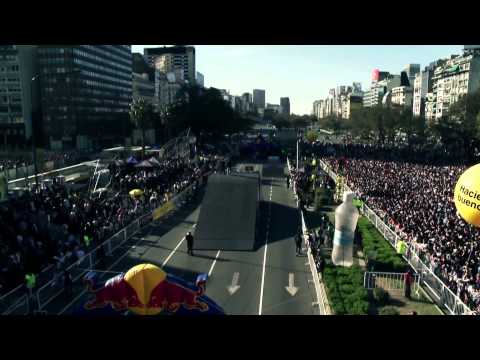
[84,264,210,315]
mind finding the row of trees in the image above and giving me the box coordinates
[129,85,256,157]
[312,90,480,161]
[270,113,316,130]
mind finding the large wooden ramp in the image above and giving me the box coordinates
[195,172,259,251]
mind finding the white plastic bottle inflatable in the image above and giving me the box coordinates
[331,191,359,267]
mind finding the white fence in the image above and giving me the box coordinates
[7,160,99,188]
[318,159,473,315]
[287,157,330,315]
[364,271,421,295]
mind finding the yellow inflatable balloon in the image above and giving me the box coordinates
[124,264,167,315]
[454,164,480,227]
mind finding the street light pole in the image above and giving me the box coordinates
[31,75,39,189]
[296,138,299,173]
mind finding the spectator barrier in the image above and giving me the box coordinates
[287,157,330,315]
[363,271,421,294]
[318,159,473,315]
[7,160,99,188]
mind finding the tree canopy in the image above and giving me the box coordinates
[164,85,254,140]
[315,89,480,160]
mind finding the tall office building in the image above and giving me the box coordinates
[196,72,204,87]
[253,89,265,110]
[37,45,132,150]
[241,92,253,113]
[403,64,421,86]
[266,103,281,113]
[0,45,39,149]
[144,46,196,85]
[133,73,155,105]
[364,70,401,108]
[413,62,439,117]
[280,97,290,115]
[155,71,182,109]
[425,52,480,122]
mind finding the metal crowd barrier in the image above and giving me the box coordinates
[363,271,421,294]
[287,157,330,315]
[7,159,99,187]
[318,159,473,315]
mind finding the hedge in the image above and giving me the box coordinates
[323,264,369,315]
[358,217,408,273]
[314,187,333,210]
[373,287,390,305]
[379,306,400,315]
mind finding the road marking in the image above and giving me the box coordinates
[259,183,273,315]
[162,236,185,267]
[227,272,241,295]
[208,250,221,276]
[285,273,299,296]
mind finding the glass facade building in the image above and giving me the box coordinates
[0,45,38,149]
[38,45,132,150]
[144,46,196,85]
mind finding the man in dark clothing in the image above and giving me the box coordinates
[317,257,325,278]
[404,270,413,299]
[286,175,290,189]
[96,245,107,269]
[295,230,303,256]
[186,232,194,256]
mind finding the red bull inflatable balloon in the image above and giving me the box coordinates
[82,263,225,315]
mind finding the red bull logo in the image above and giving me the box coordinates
[148,274,208,313]
[84,273,143,312]
[83,264,210,315]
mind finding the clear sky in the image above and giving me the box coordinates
[132,45,464,115]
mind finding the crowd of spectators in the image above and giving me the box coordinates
[300,140,480,312]
[0,150,219,297]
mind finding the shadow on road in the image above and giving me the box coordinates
[255,200,300,251]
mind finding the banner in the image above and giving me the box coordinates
[153,201,175,221]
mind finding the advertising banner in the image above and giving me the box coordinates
[153,201,175,221]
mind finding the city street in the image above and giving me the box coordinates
[41,161,319,315]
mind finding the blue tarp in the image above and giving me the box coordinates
[126,156,138,165]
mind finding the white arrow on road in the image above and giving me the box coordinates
[285,273,299,296]
[227,272,241,295]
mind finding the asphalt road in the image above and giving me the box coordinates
[43,161,319,315]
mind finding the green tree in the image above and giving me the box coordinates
[321,115,343,133]
[129,98,154,159]
[289,114,310,129]
[165,85,254,141]
[305,130,319,143]
[272,114,290,130]
[350,108,374,141]
[434,89,480,160]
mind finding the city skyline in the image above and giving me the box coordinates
[132,45,464,115]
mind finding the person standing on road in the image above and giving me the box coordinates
[286,174,290,189]
[404,269,413,299]
[186,232,194,256]
[295,230,303,256]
